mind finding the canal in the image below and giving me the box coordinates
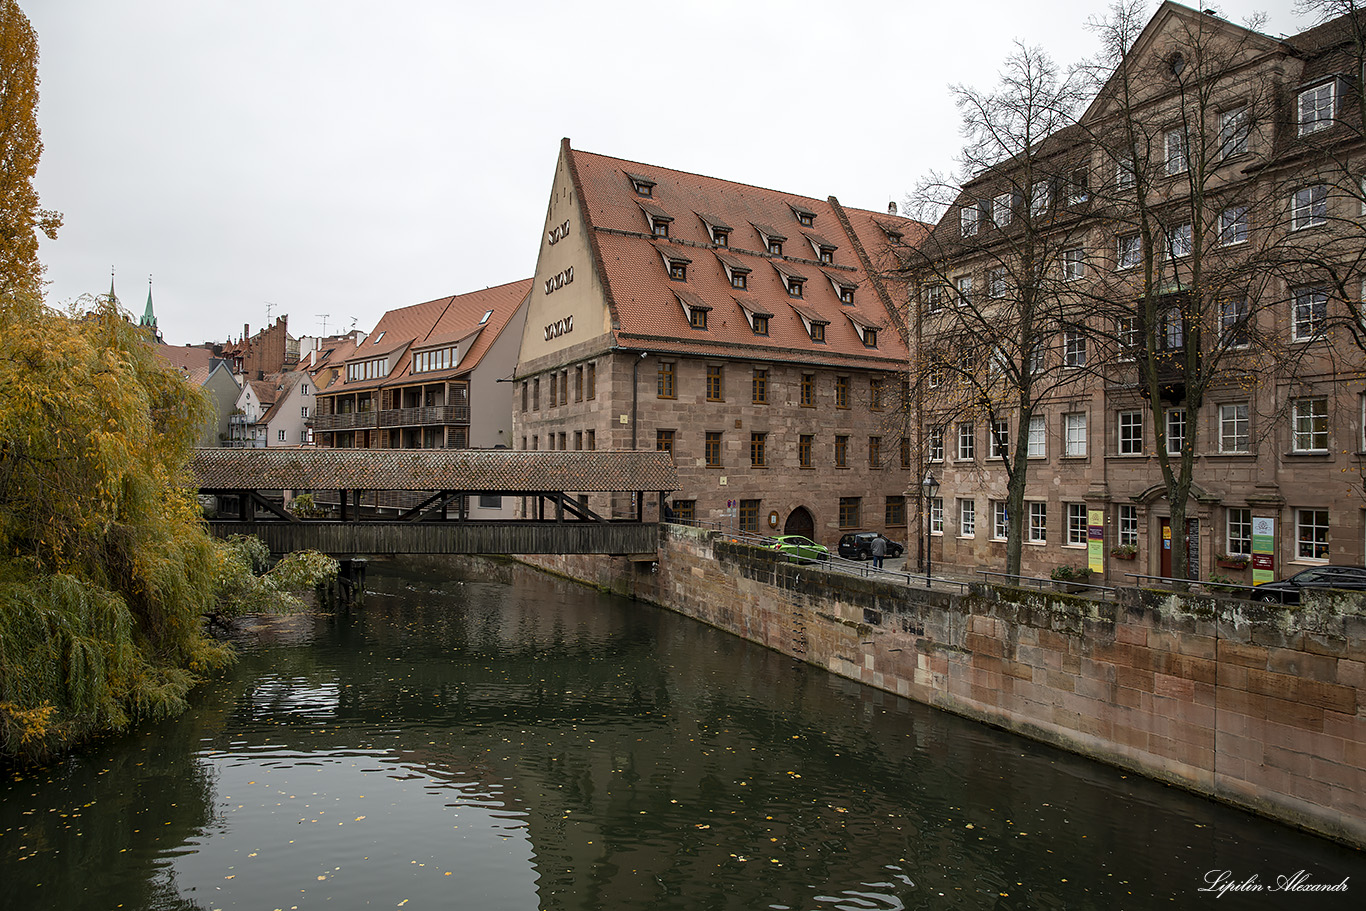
[2,558,1362,910]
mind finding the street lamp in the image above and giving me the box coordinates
[921,471,939,587]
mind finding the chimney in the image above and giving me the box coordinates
[888,202,898,215]
[243,323,250,341]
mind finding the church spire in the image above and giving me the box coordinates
[140,275,157,329]
[108,266,117,304]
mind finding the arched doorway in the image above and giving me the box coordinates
[784,506,815,539]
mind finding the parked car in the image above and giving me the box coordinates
[837,532,905,561]
[1253,565,1366,604]
[770,535,830,564]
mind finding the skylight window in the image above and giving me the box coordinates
[480,309,493,325]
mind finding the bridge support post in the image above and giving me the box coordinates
[337,558,367,608]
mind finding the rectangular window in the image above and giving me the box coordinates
[656,429,675,452]
[900,436,911,469]
[1064,330,1087,367]
[739,499,760,533]
[586,429,595,451]
[1219,403,1249,452]
[800,373,814,406]
[1166,408,1187,455]
[549,373,557,406]
[1219,206,1248,245]
[301,406,310,418]
[1068,166,1089,204]
[750,432,767,468]
[990,420,1008,459]
[924,283,945,313]
[869,436,882,468]
[575,365,584,401]
[1163,308,1184,350]
[1063,246,1085,280]
[560,371,569,405]
[835,435,848,468]
[993,501,1009,540]
[704,431,722,467]
[586,363,596,400]
[1227,508,1252,555]
[989,268,1009,299]
[930,497,944,534]
[811,322,826,343]
[1292,398,1328,451]
[752,314,769,335]
[1165,128,1188,176]
[1220,299,1249,348]
[839,497,861,529]
[1117,316,1139,358]
[532,378,541,410]
[927,426,944,462]
[1220,106,1250,156]
[1292,285,1328,340]
[479,494,502,509]
[1028,415,1045,458]
[886,496,906,527]
[955,275,974,306]
[558,432,566,450]
[960,203,980,236]
[1117,155,1136,190]
[957,422,975,460]
[1119,410,1143,454]
[1297,509,1330,560]
[277,429,286,442]
[689,307,708,329]
[1168,223,1192,258]
[1298,82,1336,135]
[1030,181,1051,217]
[1117,233,1141,269]
[1064,412,1087,457]
[658,361,676,398]
[1067,503,1088,546]
[752,368,768,404]
[706,365,724,401]
[835,375,849,408]
[869,379,884,411]
[1118,504,1138,548]
[672,499,696,522]
[1028,502,1047,543]
[960,499,976,537]
[993,192,1012,227]
[574,430,583,450]
[521,381,528,412]
[799,434,813,468]
[1292,185,1327,230]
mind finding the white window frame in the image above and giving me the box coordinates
[1165,128,1188,176]
[1227,508,1252,556]
[1027,502,1047,544]
[1117,316,1139,360]
[1298,82,1336,136]
[959,499,976,538]
[1063,330,1087,368]
[1292,397,1328,452]
[930,497,944,535]
[988,268,1009,299]
[990,420,1009,459]
[1219,206,1247,245]
[1064,412,1087,457]
[927,426,944,462]
[1030,181,1051,217]
[1027,415,1046,458]
[1166,409,1186,455]
[1292,285,1327,341]
[1063,246,1085,281]
[1066,503,1088,546]
[993,192,1013,227]
[1296,508,1329,560]
[1117,233,1141,270]
[957,422,976,461]
[1220,299,1249,349]
[1219,402,1249,453]
[1220,106,1249,157]
[1116,154,1135,190]
[992,501,1009,540]
[961,204,979,236]
[1119,410,1143,455]
[955,275,973,307]
[1292,185,1327,230]
[1118,504,1138,548]
[1167,223,1192,259]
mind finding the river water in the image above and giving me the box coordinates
[2,558,1362,910]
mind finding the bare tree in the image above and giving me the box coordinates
[900,43,1091,578]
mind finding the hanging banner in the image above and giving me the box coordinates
[1087,509,1105,575]
[1251,516,1275,586]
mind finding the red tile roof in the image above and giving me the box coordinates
[567,143,926,367]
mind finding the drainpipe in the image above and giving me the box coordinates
[631,351,648,449]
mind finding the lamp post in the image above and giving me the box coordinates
[922,471,939,587]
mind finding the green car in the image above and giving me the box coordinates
[770,535,830,564]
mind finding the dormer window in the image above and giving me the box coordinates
[841,287,855,304]
[773,261,807,299]
[658,246,692,281]
[690,308,708,329]
[1298,81,1336,136]
[627,171,657,197]
[715,229,729,246]
[675,288,711,331]
[863,328,878,348]
[769,239,783,255]
[787,278,804,298]
[821,249,833,264]
[653,219,669,237]
[791,204,817,227]
[716,250,752,291]
[699,213,732,247]
[825,271,857,304]
[732,273,747,290]
[753,314,769,335]
[670,261,687,281]
[790,302,829,343]
[753,223,787,257]
[811,322,825,342]
[799,213,813,226]
[639,200,672,237]
[805,232,837,264]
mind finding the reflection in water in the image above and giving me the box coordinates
[1,557,1363,910]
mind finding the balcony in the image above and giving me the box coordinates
[313,411,378,432]
[377,404,471,428]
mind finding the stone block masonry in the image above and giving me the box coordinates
[525,524,1366,848]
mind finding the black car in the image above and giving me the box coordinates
[1253,565,1366,604]
[837,532,905,561]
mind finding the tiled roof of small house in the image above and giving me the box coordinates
[190,447,678,492]
[566,143,926,366]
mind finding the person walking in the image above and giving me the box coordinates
[870,534,887,569]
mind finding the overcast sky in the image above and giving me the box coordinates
[28,0,1306,347]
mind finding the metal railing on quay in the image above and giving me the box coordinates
[664,519,970,593]
[978,569,1118,600]
[1124,572,1279,601]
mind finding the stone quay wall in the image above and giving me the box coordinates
[524,524,1366,848]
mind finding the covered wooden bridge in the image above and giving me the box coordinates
[190,448,679,557]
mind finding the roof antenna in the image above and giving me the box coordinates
[317,313,330,335]
[265,300,275,323]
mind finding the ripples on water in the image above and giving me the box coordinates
[1,558,1363,910]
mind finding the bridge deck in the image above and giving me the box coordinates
[209,521,660,557]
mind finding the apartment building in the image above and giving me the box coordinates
[906,2,1366,583]
[512,140,925,544]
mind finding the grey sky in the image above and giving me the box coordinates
[28,0,1305,347]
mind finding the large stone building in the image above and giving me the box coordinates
[906,2,1366,584]
[512,140,924,544]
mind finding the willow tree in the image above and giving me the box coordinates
[0,0,61,297]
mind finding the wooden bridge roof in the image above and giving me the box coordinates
[191,448,679,492]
